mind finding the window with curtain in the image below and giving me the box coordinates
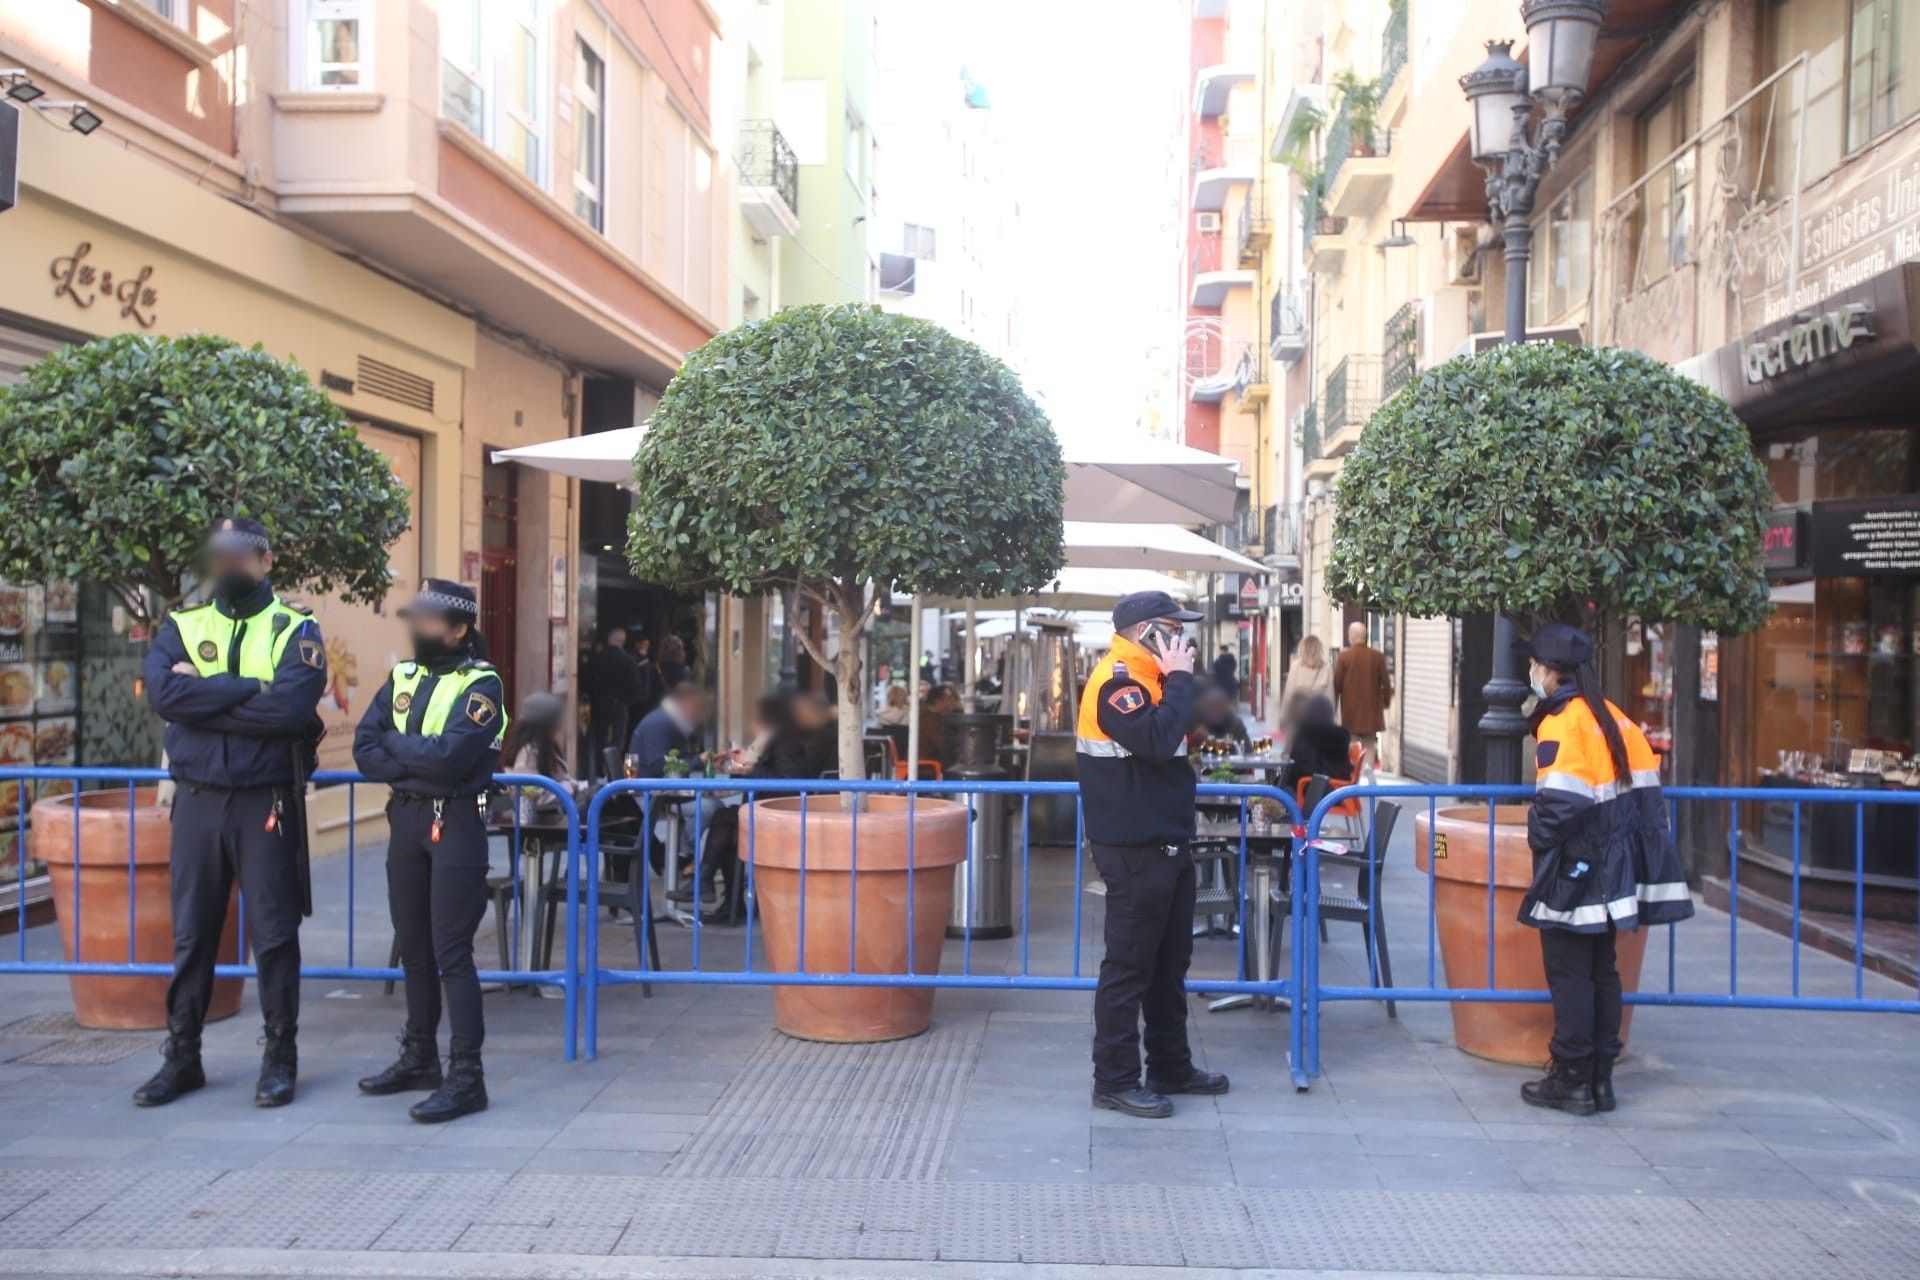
[1632,81,1693,285]
[300,0,370,90]
[439,0,486,136]
[572,40,605,230]
[1528,170,1593,326]
[438,0,544,185]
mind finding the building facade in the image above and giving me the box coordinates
[0,0,727,867]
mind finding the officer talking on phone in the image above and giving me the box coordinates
[1076,591,1230,1118]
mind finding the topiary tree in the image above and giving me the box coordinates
[0,332,410,627]
[627,304,1065,781]
[1329,342,1773,634]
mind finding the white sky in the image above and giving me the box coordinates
[908,0,1191,437]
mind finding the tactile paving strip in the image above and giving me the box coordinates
[6,1034,158,1065]
[666,1028,981,1181]
[0,1012,85,1037]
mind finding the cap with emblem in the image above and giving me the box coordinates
[398,577,480,622]
[1112,590,1204,632]
[208,516,271,555]
[1512,621,1595,668]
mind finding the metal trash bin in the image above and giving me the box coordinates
[947,758,1013,940]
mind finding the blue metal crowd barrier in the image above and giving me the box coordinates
[584,777,1307,1075]
[0,766,583,1060]
[1296,782,1920,1082]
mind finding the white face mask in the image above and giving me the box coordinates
[1528,664,1550,700]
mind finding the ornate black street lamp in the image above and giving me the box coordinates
[1459,0,1608,784]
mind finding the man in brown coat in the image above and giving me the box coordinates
[1332,621,1392,769]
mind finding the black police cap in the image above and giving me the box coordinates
[398,577,479,622]
[208,516,270,555]
[1513,621,1594,669]
[1112,590,1204,632]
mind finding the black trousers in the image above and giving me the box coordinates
[592,705,629,778]
[696,805,745,914]
[1091,841,1196,1091]
[386,795,490,1055]
[166,784,303,1030]
[1540,924,1623,1063]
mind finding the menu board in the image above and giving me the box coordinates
[0,580,81,884]
[1811,498,1920,577]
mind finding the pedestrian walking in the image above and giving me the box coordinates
[1279,633,1333,728]
[135,518,327,1109]
[1076,590,1229,1118]
[351,579,507,1123]
[587,624,640,777]
[1211,644,1238,703]
[1516,623,1694,1115]
[1332,621,1391,769]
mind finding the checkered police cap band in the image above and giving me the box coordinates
[414,589,479,619]
[209,528,270,554]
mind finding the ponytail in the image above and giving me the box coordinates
[1570,661,1631,787]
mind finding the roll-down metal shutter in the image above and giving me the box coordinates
[1400,615,1453,783]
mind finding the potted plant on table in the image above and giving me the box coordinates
[628,304,1064,1042]
[1327,342,1771,1063]
[0,333,409,1028]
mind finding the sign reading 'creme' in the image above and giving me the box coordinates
[1741,303,1875,384]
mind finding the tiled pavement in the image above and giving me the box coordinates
[0,807,1915,1277]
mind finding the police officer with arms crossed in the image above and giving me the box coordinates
[352,579,506,1123]
[1077,591,1230,1118]
[135,518,327,1109]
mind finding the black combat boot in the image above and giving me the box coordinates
[1592,1056,1617,1113]
[357,1032,443,1096]
[132,1022,205,1108]
[409,1051,487,1123]
[1520,1057,1596,1116]
[254,1021,298,1107]
[1091,1085,1173,1119]
[1145,1068,1231,1096]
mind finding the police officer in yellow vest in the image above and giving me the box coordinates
[1077,591,1230,1118]
[352,578,506,1123]
[136,518,328,1109]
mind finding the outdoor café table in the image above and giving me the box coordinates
[488,809,572,996]
[1189,819,1294,1013]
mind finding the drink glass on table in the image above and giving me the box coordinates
[622,754,640,780]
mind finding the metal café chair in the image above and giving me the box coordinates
[1272,790,1400,1017]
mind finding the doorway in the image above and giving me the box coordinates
[481,457,519,709]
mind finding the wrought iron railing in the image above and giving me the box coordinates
[1236,198,1271,264]
[1322,354,1384,438]
[1270,286,1307,362]
[1381,4,1409,94]
[1264,503,1301,559]
[1297,401,1321,462]
[738,119,799,217]
[1383,300,1420,397]
[1321,99,1390,198]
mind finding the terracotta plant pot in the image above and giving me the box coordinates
[33,789,243,1030]
[748,796,967,1042]
[1413,804,1648,1065]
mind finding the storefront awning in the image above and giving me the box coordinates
[1063,522,1267,575]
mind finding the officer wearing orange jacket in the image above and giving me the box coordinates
[1518,623,1694,1116]
[1077,591,1229,1119]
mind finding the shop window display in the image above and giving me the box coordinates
[1747,427,1918,887]
[1621,616,1674,777]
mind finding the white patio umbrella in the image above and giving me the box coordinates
[915,568,1193,612]
[491,426,643,483]
[1057,431,1242,525]
[1062,522,1268,575]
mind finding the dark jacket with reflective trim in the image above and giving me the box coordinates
[351,652,504,799]
[1520,685,1695,934]
[142,583,327,789]
[1075,633,1197,847]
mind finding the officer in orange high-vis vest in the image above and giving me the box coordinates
[1077,591,1230,1119]
[1517,622,1694,1117]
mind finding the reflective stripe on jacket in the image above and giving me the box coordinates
[1521,686,1695,934]
[1074,632,1196,846]
[350,657,507,798]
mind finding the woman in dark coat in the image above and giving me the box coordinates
[1279,695,1353,796]
[1517,623,1693,1116]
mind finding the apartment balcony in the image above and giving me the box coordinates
[1262,502,1302,569]
[1189,340,1252,404]
[1191,235,1254,308]
[1321,354,1384,455]
[1305,204,1357,274]
[738,120,800,237]
[1323,98,1394,218]
[1383,299,1421,399]
[1234,347,1269,409]
[1235,198,1271,267]
[1380,4,1409,105]
[1192,140,1257,212]
[1269,286,1307,366]
[1194,64,1253,119]
[1299,400,1340,485]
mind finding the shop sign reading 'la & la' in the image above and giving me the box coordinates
[1741,303,1874,384]
[48,241,159,328]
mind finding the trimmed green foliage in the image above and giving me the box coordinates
[0,333,410,622]
[1328,342,1772,633]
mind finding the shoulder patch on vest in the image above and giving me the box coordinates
[1106,685,1147,716]
[284,601,313,615]
[1536,740,1560,768]
[298,638,324,670]
[465,690,499,727]
[196,640,219,662]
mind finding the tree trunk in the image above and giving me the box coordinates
[835,600,866,785]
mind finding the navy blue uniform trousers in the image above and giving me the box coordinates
[166,784,302,1029]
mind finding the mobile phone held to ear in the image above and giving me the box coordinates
[1141,625,1167,657]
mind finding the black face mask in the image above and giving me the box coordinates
[214,572,260,605]
[411,633,462,666]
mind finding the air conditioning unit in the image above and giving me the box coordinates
[1196,212,1222,233]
